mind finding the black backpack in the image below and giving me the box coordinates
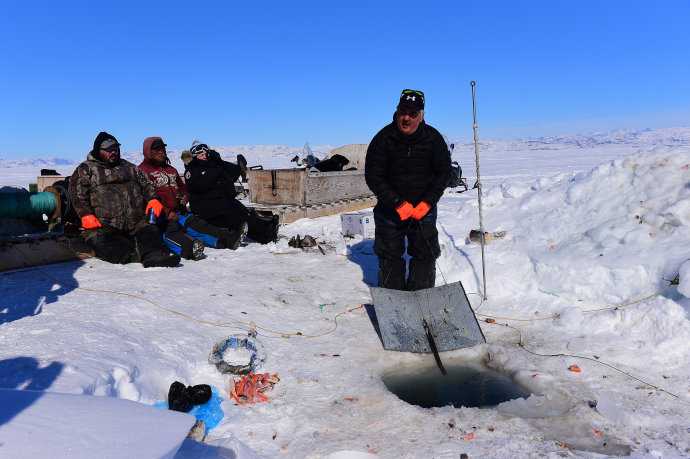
[247,213,279,244]
[448,161,462,188]
[447,161,469,192]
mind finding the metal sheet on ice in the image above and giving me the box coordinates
[370,281,486,353]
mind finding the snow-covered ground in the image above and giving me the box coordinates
[2,128,690,458]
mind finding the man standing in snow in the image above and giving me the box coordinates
[365,89,452,290]
[138,136,245,260]
[69,132,180,268]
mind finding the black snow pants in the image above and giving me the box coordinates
[373,203,440,291]
[84,218,164,264]
[203,200,278,244]
[203,199,249,232]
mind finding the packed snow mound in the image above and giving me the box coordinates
[0,388,195,458]
[457,146,690,304]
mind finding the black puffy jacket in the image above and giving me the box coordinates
[365,119,451,210]
[183,152,242,219]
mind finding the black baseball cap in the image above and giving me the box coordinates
[397,89,425,111]
[151,139,167,150]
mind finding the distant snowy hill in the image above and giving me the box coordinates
[451,126,690,152]
[0,156,79,169]
[0,144,334,170]
[2,128,689,191]
[2,127,689,170]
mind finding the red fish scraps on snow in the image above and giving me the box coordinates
[229,371,280,405]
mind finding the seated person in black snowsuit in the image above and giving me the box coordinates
[365,90,452,290]
[69,132,180,268]
[183,142,279,244]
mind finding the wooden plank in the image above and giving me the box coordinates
[247,169,307,205]
[247,169,373,206]
[248,196,377,224]
[304,170,371,205]
[37,175,69,192]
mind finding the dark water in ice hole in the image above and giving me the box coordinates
[382,361,531,409]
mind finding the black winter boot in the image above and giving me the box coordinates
[186,384,212,405]
[168,381,193,412]
[225,221,248,250]
[190,239,205,261]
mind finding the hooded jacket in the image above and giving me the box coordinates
[69,132,159,230]
[138,136,188,217]
[183,151,241,219]
[365,118,451,210]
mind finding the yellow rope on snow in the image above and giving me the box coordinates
[475,282,674,322]
[12,245,678,330]
[33,267,365,338]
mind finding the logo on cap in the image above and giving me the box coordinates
[100,138,119,149]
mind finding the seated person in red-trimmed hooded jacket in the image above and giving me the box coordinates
[138,137,246,260]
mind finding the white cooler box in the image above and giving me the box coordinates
[341,211,375,238]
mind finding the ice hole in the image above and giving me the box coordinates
[382,360,531,409]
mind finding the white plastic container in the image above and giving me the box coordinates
[340,211,375,238]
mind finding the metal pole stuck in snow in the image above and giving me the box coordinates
[471,81,487,300]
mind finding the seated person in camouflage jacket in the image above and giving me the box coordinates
[69,132,180,268]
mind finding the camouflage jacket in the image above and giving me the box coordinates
[69,153,158,231]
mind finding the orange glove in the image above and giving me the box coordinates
[412,201,431,220]
[81,214,101,229]
[146,199,163,217]
[396,201,414,220]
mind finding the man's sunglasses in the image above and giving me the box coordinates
[398,107,421,118]
[402,89,424,97]
[102,146,120,153]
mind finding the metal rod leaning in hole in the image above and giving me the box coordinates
[423,318,447,375]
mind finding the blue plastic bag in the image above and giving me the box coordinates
[154,386,224,433]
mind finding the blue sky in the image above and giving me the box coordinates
[1,1,689,160]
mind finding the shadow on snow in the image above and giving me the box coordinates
[1,260,84,325]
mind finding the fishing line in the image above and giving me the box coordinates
[413,220,442,331]
[484,320,682,400]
